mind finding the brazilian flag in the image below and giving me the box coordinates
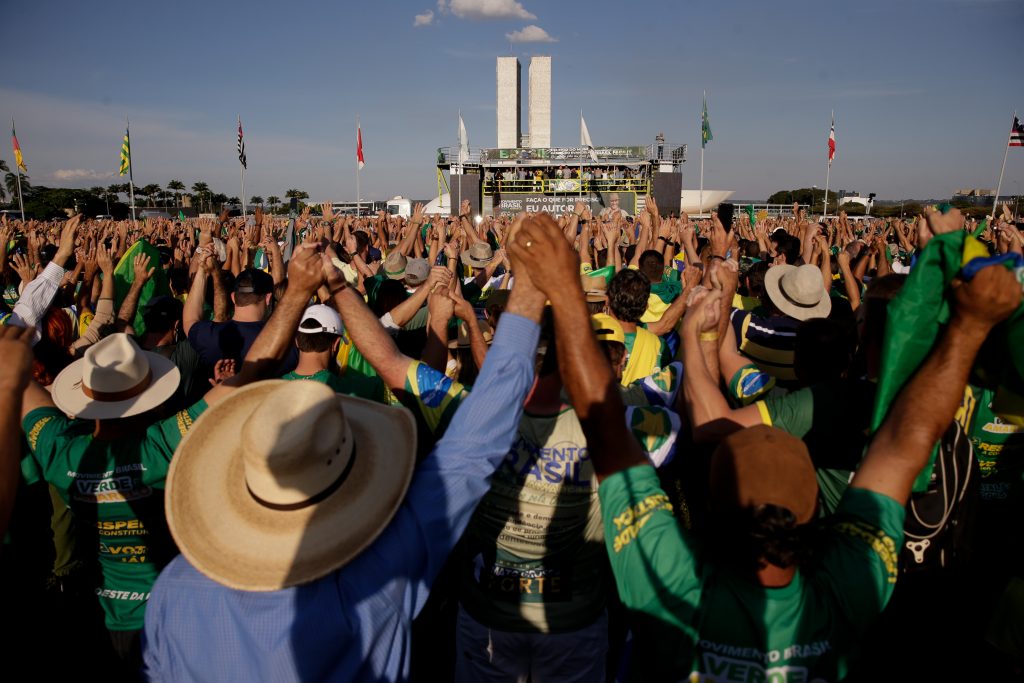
[870,231,1024,491]
[113,239,171,337]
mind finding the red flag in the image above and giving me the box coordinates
[356,125,365,169]
[827,113,836,166]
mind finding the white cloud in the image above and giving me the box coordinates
[505,24,556,43]
[449,0,535,20]
[413,10,434,26]
[53,168,114,181]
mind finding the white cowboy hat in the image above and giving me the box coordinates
[763,264,832,321]
[51,333,180,420]
[165,379,417,591]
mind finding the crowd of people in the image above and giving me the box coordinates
[0,194,1021,681]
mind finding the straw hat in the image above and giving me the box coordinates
[382,251,408,280]
[460,242,495,268]
[448,320,494,349]
[581,274,608,304]
[51,333,180,420]
[166,379,416,591]
[763,264,832,321]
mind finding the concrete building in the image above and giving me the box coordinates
[496,57,521,148]
[528,56,551,149]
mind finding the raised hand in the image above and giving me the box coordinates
[97,243,114,275]
[133,253,156,283]
[951,263,1021,334]
[509,213,579,299]
[11,252,36,282]
[287,243,324,295]
[459,199,471,218]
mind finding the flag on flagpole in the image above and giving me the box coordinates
[119,128,131,176]
[828,113,836,166]
[356,125,365,169]
[237,116,247,169]
[701,93,713,149]
[580,112,598,161]
[11,122,26,173]
[1010,115,1024,147]
[458,112,469,164]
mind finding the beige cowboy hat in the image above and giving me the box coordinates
[382,251,408,280]
[763,264,832,321]
[51,333,180,420]
[460,242,494,268]
[581,274,608,304]
[447,320,494,349]
[165,379,416,591]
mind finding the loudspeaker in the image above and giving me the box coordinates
[651,172,682,217]
[451,174,481,217]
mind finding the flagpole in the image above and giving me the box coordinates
[991,110,1015,220]
[356,115,361,217]
[579,110,583,199]
[15,167,24,221]
[126,117,137,226]
[699,91,705,216]
[238,115,247,220]
[823,110,833,219]
[11,119,25,220]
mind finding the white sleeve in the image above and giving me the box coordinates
[9,262,66,345]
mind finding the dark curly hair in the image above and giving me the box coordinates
[708,503,819,573]
[607,269,650,323]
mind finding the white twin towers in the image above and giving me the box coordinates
[496,55,551,149]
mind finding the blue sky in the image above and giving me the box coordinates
[3,0,1022,202]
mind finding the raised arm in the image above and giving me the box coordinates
[851,262,1020,504]
[0,326,34,536]
[512,213,646,480]
[324,248,414,391]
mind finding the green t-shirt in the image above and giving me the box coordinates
[281,367,386,403]
[23,399,208,631]
[959,384,1024,504]
[599,465,905,681]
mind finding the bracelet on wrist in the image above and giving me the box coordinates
[699,331,720,342]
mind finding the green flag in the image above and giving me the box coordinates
[701,93,712,149]
[586,265,617,286]
[870,231,1024,491]
[113,239,171,337]
[745,204,756,227]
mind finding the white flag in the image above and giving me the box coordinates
[580,112,598,161]
[458,112,469,164]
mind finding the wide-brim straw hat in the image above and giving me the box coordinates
[764,264,832,321]
[51,333,180,420]
[166,379,416,591]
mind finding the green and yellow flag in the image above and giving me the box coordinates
[119,128,131,176]
[113,239,170,336]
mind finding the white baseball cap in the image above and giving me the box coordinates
[298,304,343,336]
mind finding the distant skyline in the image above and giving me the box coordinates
[3,0,1022,202]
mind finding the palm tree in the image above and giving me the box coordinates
[192,182,210,212]
[267,195,280,214]
[250,195,264,208]
[0,160,8,203]
[167,179,186,208]
[284,189,309,201]
[5,170,30,204]
[212,193,229,211]
[141,184,162,208]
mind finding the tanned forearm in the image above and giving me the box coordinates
[116,280,146,332]
[552,287,646,480]
[332,286,410,389]
[211,268,230,322]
